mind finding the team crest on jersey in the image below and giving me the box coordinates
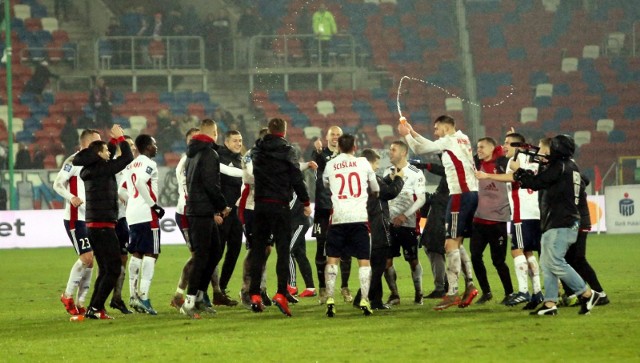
[243,154,252,164]
[64,164,72,172]
[146,166,153,175]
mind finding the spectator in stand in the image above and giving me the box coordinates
[61,117,78,156]
[24,61,59,101]
[156,109,172,130]
[166,8,188,67]
[203,10,231,70]
[213,108,235,131]
[156,117,183,154]
[0,141,7,170]
[353,126,371,150]
[236,7,262,68]
[89,77,113,129]
[54,0,70,22]
[15,143,32,169]
[106,17,124,67]
[312,3,337,66]
[32,146,45,169]
[297,5,314,64]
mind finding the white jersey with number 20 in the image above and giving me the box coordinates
[322,153,379,225]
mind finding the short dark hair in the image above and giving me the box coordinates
[135,134,154,152]
[506,132,526,144]
[390,140,408,154]
[88,140,107,155]
[185,127,199,139]
[434,115,455,126]
[478,137,497,146]
[361,148,380,163]
[124,135,132,140]
[268,118,286,134]
[79,129,100,143]
[258,127,269,138]
[225,130,241,139]
[337,134,355,153]
[200,118,216,128]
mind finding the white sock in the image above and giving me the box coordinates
[176,287,185,295]
[260,268,267,291]
[128,256,142,299]
[514,255,529,294]
[527,255,541,293]
[138,256,156,300]
[77,267,93,306]
[196,290,204,302]
[184,294,196,309]
[459,245,474,284]
[358,266,372,302]
[113,265,125,300]
[412,263,423,294]
[325,263,338,299]
[446,249,461,295]
[64,259,85,298]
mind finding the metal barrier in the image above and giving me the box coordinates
[18,46,78,69]
[94,36,205,71]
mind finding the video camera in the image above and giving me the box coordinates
[510,142,548,165]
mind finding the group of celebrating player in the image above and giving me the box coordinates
[54,112,607,320]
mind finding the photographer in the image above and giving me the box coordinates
[512,135,602,316]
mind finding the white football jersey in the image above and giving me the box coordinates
[175,154,188,214]
[53,153,86,222]
[125,155,159,226]
[323,153,379,225]
[405,130,478,194]
[236,149,255,211]
[507,153,540,221]
[384,164,426,228]
[116,169,127,219]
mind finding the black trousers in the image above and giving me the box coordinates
[88,227,121,310]
[250,203,290,295]
[470,222,513,296]
[564,230,603,293]
[218,208,244,290]
[290,221,314,288]
[187,216,222,296]
[369,246,389,305]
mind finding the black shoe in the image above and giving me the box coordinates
[284,292,299,304]
[523,292,544,310]
[500,293,513,305]
[476,292,493,305]
[596,293,609,306]
[423,290,446,299]
[530,304,558,316]
[260,290,272,306]
[371,302,391,310]
[579,290,602,315]
[353,289,362,308]
[109,299,133,314]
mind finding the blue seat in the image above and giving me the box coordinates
[624,105,640,120]
[608,129,626,143]
[16,130,35,143]
[590,106,607,121]
[159,92,175,104]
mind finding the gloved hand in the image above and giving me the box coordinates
[410,161,430,170]
[152,204,165,219]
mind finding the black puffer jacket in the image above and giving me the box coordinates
[73,137,133,223]
[368,174,404,249]
[185,134,228,217]
[312,147,336,210]
[253,134,310,206]
[218,145,243,208]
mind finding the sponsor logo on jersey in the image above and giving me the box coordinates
[64,164,72,172]
[484,182,499,192]
[146,166,153,175]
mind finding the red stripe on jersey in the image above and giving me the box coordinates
[180,212,189,228]
[444,150,470,193]
[147,180,157,202]
[150,207,160,228]
[237,183,251,225]
[511,182,522,223]
[450,193,462,213]
[69,175,78,228]
[87,222,116,228]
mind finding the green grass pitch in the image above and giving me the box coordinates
[0,234,638,362]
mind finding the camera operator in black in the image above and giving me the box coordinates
[352,149,404,310]
[514,135,602,316]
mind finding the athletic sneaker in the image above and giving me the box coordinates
[459,283,478,308]
[272,293,292,317]
[414,291,424,305]
[360,300,373,316]
[85,307,114,320]
[522,292,544,310]
[60,294,80,315]
[129,297,146,313]
[299,288,317,298]
[318,288,328,305]
[170,295,185,311]
[250,294,264,313]
[287,285,298,296]
[387,294,400,306]
[434,295,461,310]
[578,290,602,315]
[596,292,609,306]
[341,287,353,303]
[423,290,446,299]
[530,304,558,316]
[239,291,252,310]
[213,291,239,307]
[371,302,391,310]
[500,294,513,305]
[195,301,217,314]
[138,298,158,315]
[76,306,86,315]
[285,292,299,304]
[506,292,531,306]
[326,297,336,317]
[476,292,493,305]
[203,293,213,308]
[110,299,133,314]
[260,290,272,306]
[180,304,201,319]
